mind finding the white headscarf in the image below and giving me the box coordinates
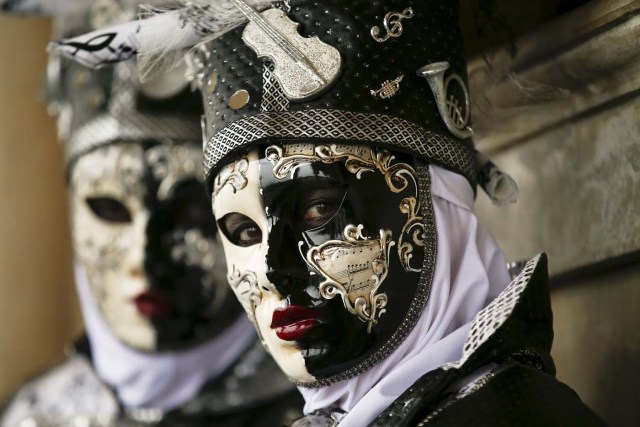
[299,165,511,426]
[74,264,256,411]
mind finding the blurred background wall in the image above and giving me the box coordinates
[0,16,82,402]
[469,1,640,425]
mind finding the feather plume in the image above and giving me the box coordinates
[137,0,278,82]
[471,68,570,137]
[48,20,141,69]
[48,0,279,76]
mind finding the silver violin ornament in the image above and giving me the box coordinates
[231,0,342,102]
[416,61,473,140]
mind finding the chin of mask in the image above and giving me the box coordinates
[213,143,434,384]
[70,141,236,352]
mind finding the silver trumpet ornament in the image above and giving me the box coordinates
[416,61,473,139]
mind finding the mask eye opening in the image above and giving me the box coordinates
[85,196,132,224]
[218,212,263,247]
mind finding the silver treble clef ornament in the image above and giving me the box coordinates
[371,7,415,43]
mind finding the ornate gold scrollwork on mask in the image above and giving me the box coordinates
[304,225,394,333]
[227,266,262,325]
[227,266,268,347]
[266,143,373,180]
[266,143,425,274]
[212,155,250,197]
[398,197,425,273]
[266,143,414,193]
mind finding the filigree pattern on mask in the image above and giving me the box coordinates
[70,145,146,278]
[75,235,130,280]
[171,229,220,293]
[115,147,147,200]
[212,155,250,198]
[266,143,376,180]
[266,143,425,274]
[145,145,203,200]
[304,224,394,333]
[71,144,146,199]
[398,196,425,272]
[227,266,262,326]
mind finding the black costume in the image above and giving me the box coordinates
[370,254,604,427]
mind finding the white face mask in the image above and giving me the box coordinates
[211,149,313,381]
[209,149,304,380]
[70,142,233,352]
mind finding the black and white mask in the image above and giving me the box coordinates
[70,142,236,352]
[213,143,435,384]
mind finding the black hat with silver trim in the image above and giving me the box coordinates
[186,0,477,195]
[49,0,519,199]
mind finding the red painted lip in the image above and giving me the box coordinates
[271,305,321,341]
[133,291,173,318]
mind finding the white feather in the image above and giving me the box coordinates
[137,0,278,82]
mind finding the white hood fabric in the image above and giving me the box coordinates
[299,165,511,426]
[74,264,256,411]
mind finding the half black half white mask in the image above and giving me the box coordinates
[213,143,435,383]
[69,140,236,351]
[50,8,241,351]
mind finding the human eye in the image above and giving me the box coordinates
[296,186,346,230]
[85,196,132,224]
[218,213,262,247]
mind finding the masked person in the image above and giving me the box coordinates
[52,0,606,425]
[1,1,301,426]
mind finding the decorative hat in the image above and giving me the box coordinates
[197,0,485,194]
[51,0,517,203]
[52,55,202,168]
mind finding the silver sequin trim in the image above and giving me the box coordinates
[416,365,507,426]
[66,114,201,166]
[2,356,118,427]
[203,110,477,188]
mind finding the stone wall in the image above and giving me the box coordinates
[471,1,640,425]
